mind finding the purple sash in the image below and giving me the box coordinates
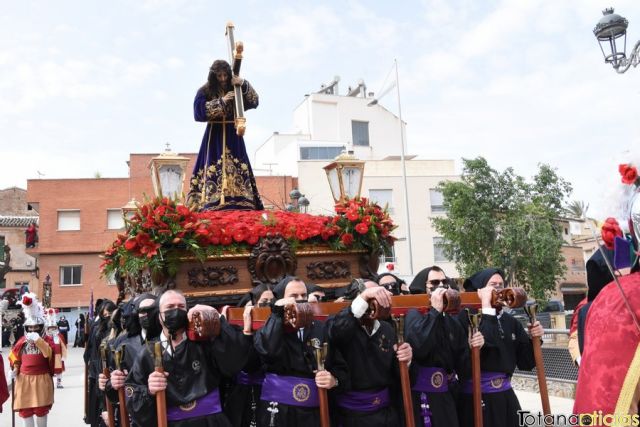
[260,373,319,408]
[462,372,511,394]
[236,370,265,386]
[336,388,390,413]
[166,388,222,422]
[412,366,449,393]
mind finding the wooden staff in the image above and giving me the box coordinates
[114,345,131,427]
[524,304,551,427]
[466,310,483,427]
[12,361,19,427]
[100,345,116,427]
[393,314,415,427]
[313,341,331,427]
[83,360,88,422]
[154,342,168,427]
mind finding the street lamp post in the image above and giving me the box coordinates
[367,59,414,276]
[43,273,52,309]
[593,8,640,73]
[287,188,311,213]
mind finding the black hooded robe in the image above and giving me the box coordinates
[124,319,249,427]
[404,308,470,427]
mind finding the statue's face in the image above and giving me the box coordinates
[215,70,229,85]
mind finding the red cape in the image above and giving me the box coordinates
[574,272,640,421]
[0,354,8,412]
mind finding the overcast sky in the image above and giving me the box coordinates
[1,0,638,220]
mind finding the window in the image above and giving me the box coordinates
[429,189,445,213]
[57,210,80,231]
[107,209,125,230]
[14,282,29,289]
[379,245,396,264]
[433,237,451,262]
[369,189,393,212]
[60,265,82,286]
[351,121,370,146]
[0,235,5,262]
[300,146,345,160]
[106,271,118,286]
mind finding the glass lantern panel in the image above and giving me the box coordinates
[326,168,341,201]
[342,167,362,199]
[158,165,184,199]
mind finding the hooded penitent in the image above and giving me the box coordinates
[463,268,504,292]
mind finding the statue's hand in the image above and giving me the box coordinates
[222,91,234,103]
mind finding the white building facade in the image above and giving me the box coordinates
[254,86,460,278]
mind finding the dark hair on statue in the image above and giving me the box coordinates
[202,59,233,100]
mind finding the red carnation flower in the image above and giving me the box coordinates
[22,295,32,306]
[355,222,369,235]
[619,163,639,185]
[346,210,360,222]
[601,217,623,250]
[386,263,394,271]
[341,233,354,245]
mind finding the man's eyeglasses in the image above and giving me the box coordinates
[427,279,449,287]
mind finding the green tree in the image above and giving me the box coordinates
[432,157,572,302]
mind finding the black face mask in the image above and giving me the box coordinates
[258,299,273,308]
[162,309,188,335]
[295,299,308,304]
[139,316,152,330]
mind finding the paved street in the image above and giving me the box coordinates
[0,346,576,427]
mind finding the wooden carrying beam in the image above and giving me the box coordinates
[226,293,485,328]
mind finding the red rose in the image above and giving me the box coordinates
[619,163,639,185]
[601,217,623,250]
[22,295,32,306]
[341,233,354,245]
[386,263,394,271]
[355,222,369,235]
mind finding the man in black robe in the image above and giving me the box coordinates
[83,299,116,426]
[99,293,161,426]
[254,276,338,427]
[327,278,412,426]
[405,272,484,427]
[124,290,249,426]
[224,284,273,427]
[456,268,543,427]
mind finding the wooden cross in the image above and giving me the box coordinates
[225,22,246,136]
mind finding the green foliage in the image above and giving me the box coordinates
[431,157,572,302]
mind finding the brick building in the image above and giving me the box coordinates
[0,187,39,291]
[27,152,296,309]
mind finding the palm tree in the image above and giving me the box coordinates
[565,200,587,219]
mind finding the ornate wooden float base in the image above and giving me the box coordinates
[123,235,380,306]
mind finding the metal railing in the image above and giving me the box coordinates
[514,328,578,382]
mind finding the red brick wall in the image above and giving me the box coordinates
[38,253,118,308]
[255,176,299,210]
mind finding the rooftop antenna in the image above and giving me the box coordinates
[36,171,45,179]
